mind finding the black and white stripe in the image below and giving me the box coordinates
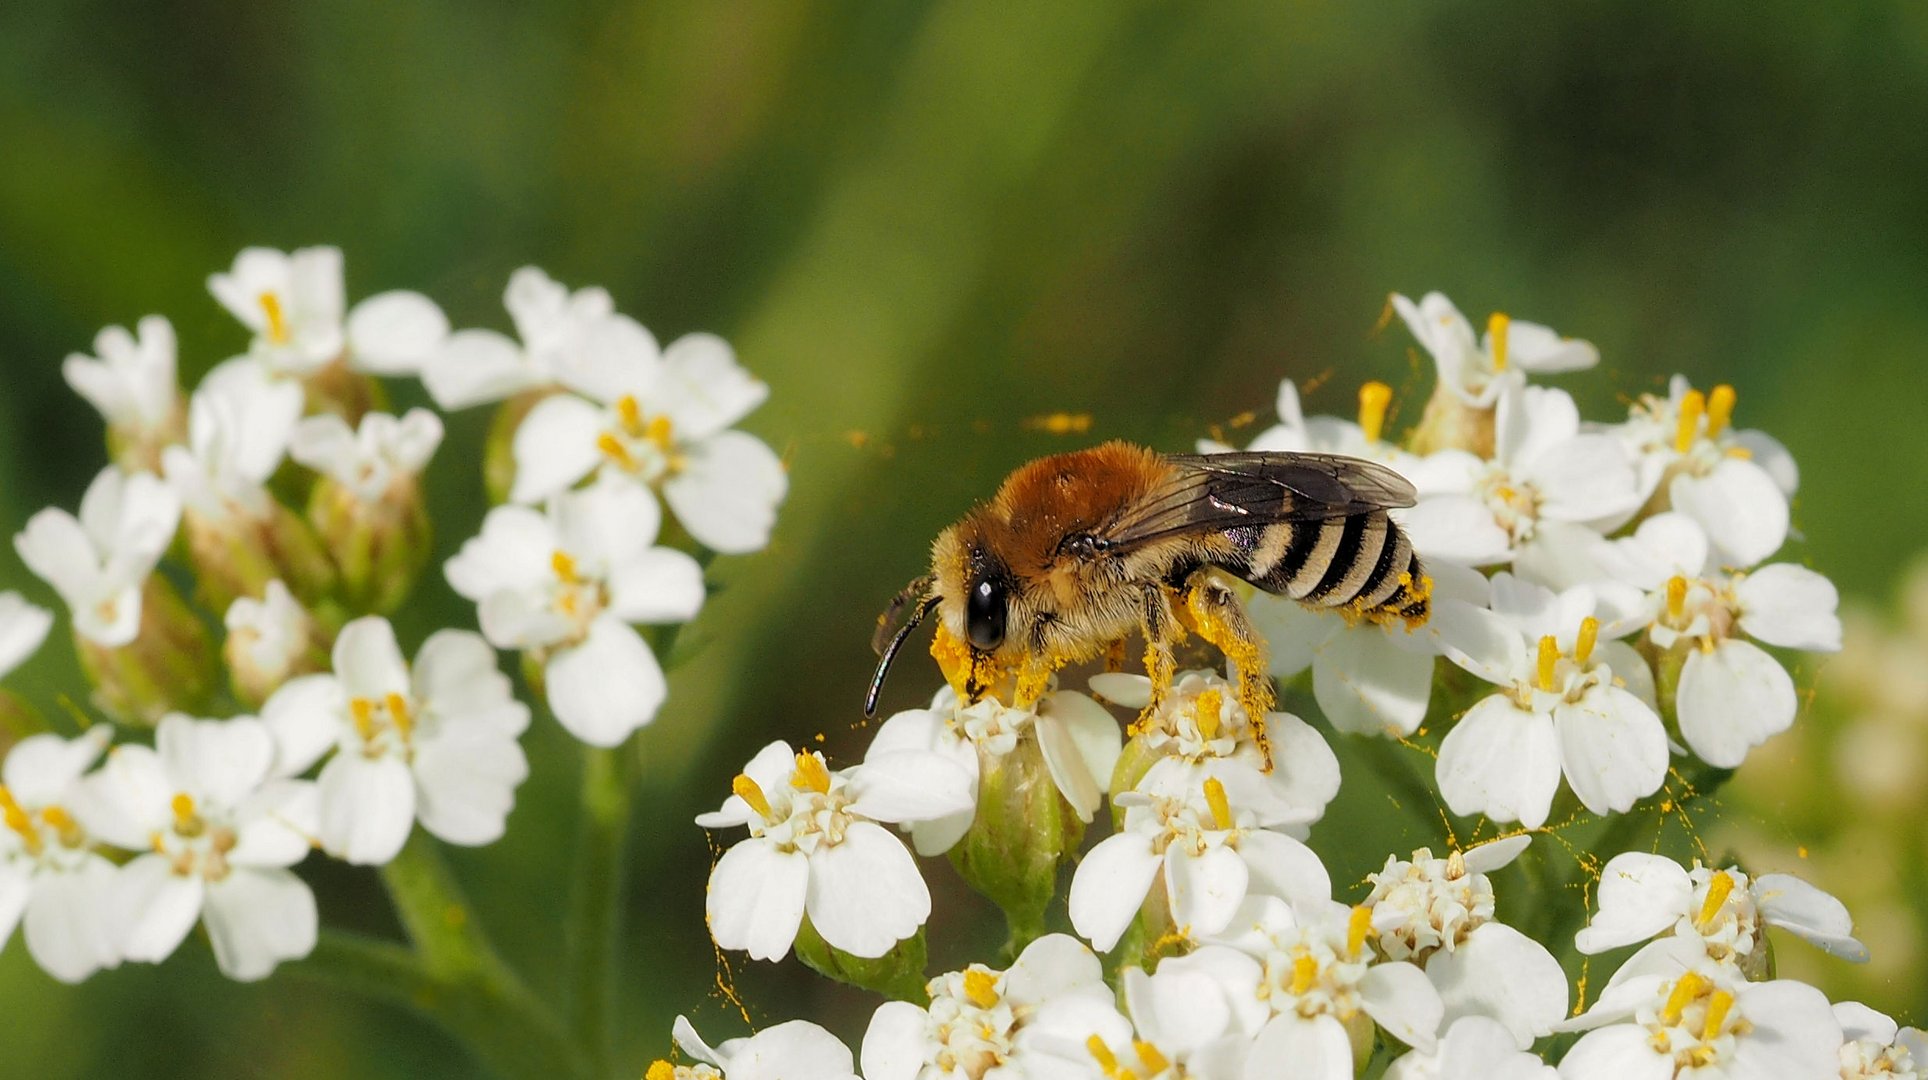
[1238,510,1424,617]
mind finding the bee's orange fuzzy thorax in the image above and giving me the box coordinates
[970,441,1168,576]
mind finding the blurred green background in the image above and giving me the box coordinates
[5,2,1928,1075]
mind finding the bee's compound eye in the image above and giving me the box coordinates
[966,577,1007,651]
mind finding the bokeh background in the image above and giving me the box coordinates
[4,2,1928,1076]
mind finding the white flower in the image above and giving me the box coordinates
[1431,575,1668,829]
[1591,513,1840,768]
[1363,837,1566,1045]
[209,245,448,376]
[1089,670,1340,832]
[1202,897,1445,1078]
[81,714,319,981]
[1104,949,1270,1080]
[161,362,306,521]
[14,466,181,647]
[289,408,445,502]
[1557,964,1841,1080]
[0,728,123,982]
[1384,1016,1556,1080]
[508,331,785,553]
[699,740,970,961]
[1834,1002,1927,1080]
[1393,292,1598,410]
[1608,377,1797,566]
[663,1015,861,1080]
[0,592,54,681]
[421,266,623,410]
[1575,853,1868,965]
[1400,385,1641,581]
[444,476,704,746]
[62,315,181,443]
[865,684,1119,856]
[261,617,530,864]
[862,934,1114,1080]
[224,581,316,695]
[1069,766,1331,951]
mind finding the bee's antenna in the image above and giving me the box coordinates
[866,596,939,717]
[872,575,935,655]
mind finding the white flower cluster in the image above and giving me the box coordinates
[682,291,1910,1080]
[0,248,782,986]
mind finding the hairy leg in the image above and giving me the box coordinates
[1181,568,1277,770]
[1134,582,1178,736]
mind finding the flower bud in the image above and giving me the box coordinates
[181,499,338,615]
[0,690,50,756]
[291,409,443,614]
[299,355,388,426]
[793,918,929,1004]
[76,575,216,725]
[223,580,329,709]
[1407,380,1496,458]
[485,389,555,505]
[947,728,1084,953]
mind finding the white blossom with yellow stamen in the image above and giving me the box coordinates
[1068,767,1330,953]
[1431,574,1667,829]
[62,314,185,464]
[14,465,181,647]
[80,714,319,982]
[260,616,530,865]
[209,245,449,377]
[657,1015,861,1080]
[1555,962,1841,1080]
[507,330,786,554]
[0,728,123,983]
[862,934,1115,1080]
[1576,853,1868,967]
[1588,512,1841,769]
[1607,375,1799,567]
[444,476,705,746]
[1393,291,1600,411]
[421,266,626,410]
[1834,1002,1928,1080]
[697,740,971,961]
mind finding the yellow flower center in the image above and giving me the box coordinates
[1675,388,1706,454]
[1289,951,1318,995]
[259,291,291,344]
[791,752,831,795]
[1357,381,1393,444]
[1706,384,1736,438]
[1347,904,1374,957]
[1193,688,1223,741]
[171,792,204,838]
[1487,312,1511,371]
[645,1062,676,1080]
[1696,870,1736,931]
[1536,635,1559,693]
[962,968,1000,1009]
[1203,778,1234,831]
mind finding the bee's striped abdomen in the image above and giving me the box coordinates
[1238,511,1429,625]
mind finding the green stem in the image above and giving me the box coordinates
[291,930,588,1080]
[565,740,641,1077]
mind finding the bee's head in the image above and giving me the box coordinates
[931,517,1015,657]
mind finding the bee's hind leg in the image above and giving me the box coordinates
[1179,568,1277,770]
[1132,582,1178,736]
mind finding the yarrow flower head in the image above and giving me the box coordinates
[14,465,180,648]
[699,740,971,961]
[0,728,122,983]
[444,476,704,745]
[1557,961,1842,1080]
[291,407,445,613]
[262,616,531,865]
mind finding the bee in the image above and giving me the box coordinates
[865,441,1431,767]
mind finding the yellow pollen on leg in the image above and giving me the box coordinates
[1575,616,1599,665]
[1675,389,1707,454]
[1086,1035,1119,1077]
[1193,688,1224,741]
[1706,384,1737,438]
[551,550,581,584]
[1289,953,1318,996]
[350,697,378,740]
[596,432,639,470]
[1133,1041,1169,1076]
[1488,312,1511,371]
[616,395,645,436]
[645,1061,676,1080]
[791,752,831,794]
[1347,904,1375,958]
[384,692,414,740]
[1660,971,1708,1026]
[1666,576,1689,622]
[1697,870,1735,930]
[1202,778,1234,831]
[962,968,1000,1009]
[258,292,291,345]
[1535,635,1559,693]
[731,774,772,820]
[1357,381,1393,444]
[1701,989,1735,1042]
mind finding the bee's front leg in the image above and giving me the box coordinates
[1180,568,1278,771]
[1133,582,1178,736]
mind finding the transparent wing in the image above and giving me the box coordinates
[1102,452,1417,551]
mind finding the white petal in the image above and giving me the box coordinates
[1429,601,1526,687]
[706,839,808,961]
[332,616,411,701]
[1402,496,1513,567]
[22,858,121,982]
[653,333,769,440]
[1429,923,1567,1044]
[1249,595,1333,679]
[158,714,275,811]
[423,328,538,410]
[1555,1025,1671,1080]
[607,547,706,625]
[1258,712,1342,828]
[412,630,527,734]
[663,430,787,554]
[317,754,416,865]
[1574,853,1690,954]
[1235,828,1332,912]
[203,867,318,981]
[544,618,666,746]
[1724,981,1843,1080]
[1732,429,1799,495]
[1313,629,1434,737]
[0,866,26,951]
[1501,319,1597,374]
[1459,834,1533,875]
[1068,832,1163,952]
[1553,688,1667,817]
[1035,693,1118,823]
[1436,698,1559,829]
[231,779,321,867]
[509,394,606,504]
[722,1021,857,1080]
[443,504,558,600]
[1362,961,1445,1052]
[1529,436,1640,527]
[1670,458,1788,568]
[551,314,659,404]
[1167,846,1249,939]
[412,727,528,846]
[1832,1001,1896,1045]
[77,745,173,848]
[260,674,347,777]
[1243,1014,1354,1080]
[1676,641,1795,769]
[1499,386,1581,465]
[2,727,110,804]
[805,821,928,959]
[13,508,101,609]
[117,854,205,964]
[846,751,975,824]
[346,291,449,375]
[673,1016,724,1066]
[1006,932,1104,1004]
[0,592,53,678]
[1734,564,1840,651]
[1087,672,1152,709]
[1751,873,1868,962]
[552,474,664,567]
[861,1001,932,1080]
